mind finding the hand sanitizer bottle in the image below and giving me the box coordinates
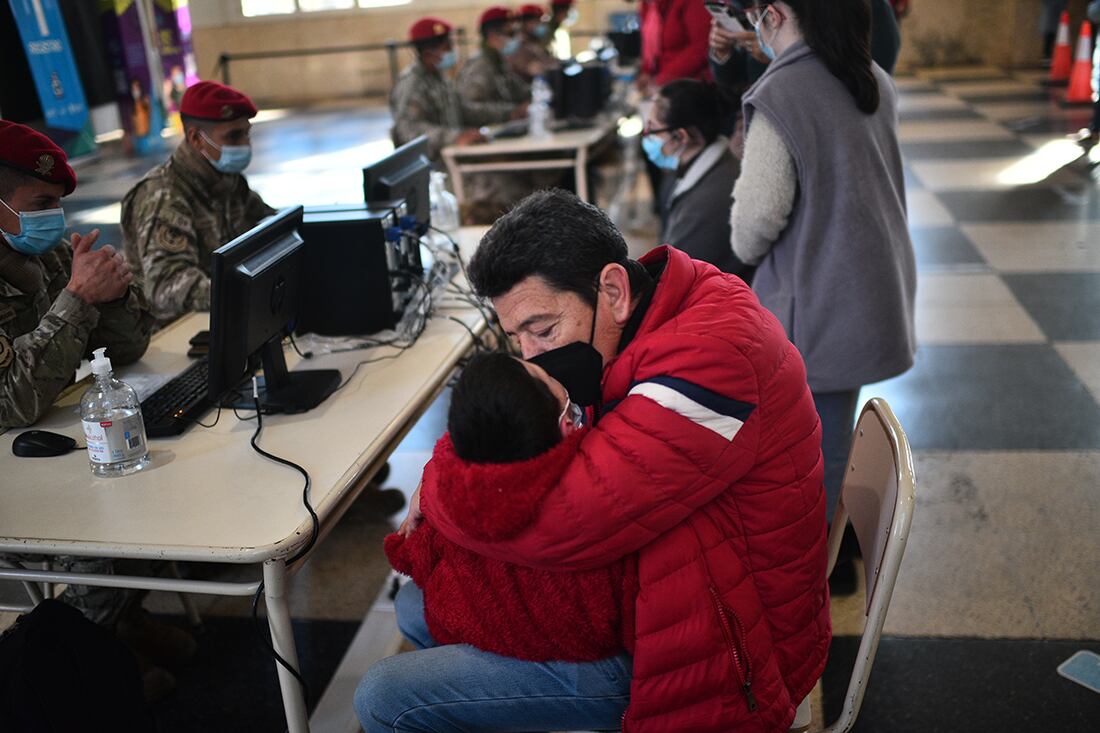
[80,347,150,477]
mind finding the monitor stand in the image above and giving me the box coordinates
[251,337,341,414]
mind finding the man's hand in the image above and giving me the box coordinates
[455,128,487,146]
[510,102,530,121]
[65,230,132,305]
[398,482,423,537]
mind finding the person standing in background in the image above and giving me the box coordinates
[728,0,916,588]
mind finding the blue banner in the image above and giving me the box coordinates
[8,0,89,132]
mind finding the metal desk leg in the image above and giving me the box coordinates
[264,559,310,733]
[442,150,465,205]
[576,145,589,202]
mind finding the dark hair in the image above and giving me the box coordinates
[480,19,511,38]
[656,80,728,145]
[179,113,216,134]
[764,0,879,115]
[0,165,36,200]
[448,352,562,463]
[469,188,650,307]
[413,36,451,56]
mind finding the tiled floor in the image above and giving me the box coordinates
[849,65,1100,732]
[3,65,1100,731]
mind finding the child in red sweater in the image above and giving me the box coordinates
[385,352,636,662]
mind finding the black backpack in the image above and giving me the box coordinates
[0,599,155,732]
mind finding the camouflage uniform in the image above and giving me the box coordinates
[0,242,153,428]
[0,238,154,625]
[121,141,275,324]
[390,58,501,165]
[510,36,557,81]
[456,46,531,122]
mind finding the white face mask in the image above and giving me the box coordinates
[199,130,252,174]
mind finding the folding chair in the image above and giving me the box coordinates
[817,397,917,733]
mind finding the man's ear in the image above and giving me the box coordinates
[184,125,204,152]
[598,263,634,327]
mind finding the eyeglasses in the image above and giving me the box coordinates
[643,125,678,137]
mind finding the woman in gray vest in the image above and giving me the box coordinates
[728,0,916,534]
[643,79,752,280]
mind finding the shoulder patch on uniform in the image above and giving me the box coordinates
[153,221,191,254]
[0,335,13,369]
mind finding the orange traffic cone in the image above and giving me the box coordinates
[1066,21,1095,104]
[1049,11,1073,82]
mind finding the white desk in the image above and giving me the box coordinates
[441,117,619,205]
[0,228,488,732]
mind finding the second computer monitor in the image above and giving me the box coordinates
[363,136,432,233]
[208,205,340,413]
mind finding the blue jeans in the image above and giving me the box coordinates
[812,389,861,524]
[355,582,632,733]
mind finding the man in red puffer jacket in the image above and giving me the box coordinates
[358,189,829,733]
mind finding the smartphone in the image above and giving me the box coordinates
[705,0,747,33]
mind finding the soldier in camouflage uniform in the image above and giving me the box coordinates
[0,122,162,635]
[390,16,498,165]
[457,7,531,122]
[121,81,275,325]
[510,4,558,81]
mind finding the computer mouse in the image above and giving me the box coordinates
[11,430,79,458]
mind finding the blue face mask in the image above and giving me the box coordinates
[501,37,521,57]
[533,24,549,39]
[642,134,680,171]
[0,198,66,256]
[200,131,252,174]
[753,8,778,61]
[438,50,458,70]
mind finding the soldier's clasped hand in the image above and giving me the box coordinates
[65,229,133,305]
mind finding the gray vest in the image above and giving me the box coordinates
[743,42,916,392]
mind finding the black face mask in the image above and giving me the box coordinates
[527,295,604,408]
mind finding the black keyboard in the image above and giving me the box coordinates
[141,357,213,438]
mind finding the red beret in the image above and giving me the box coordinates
[409,17,453,43]
[0,121,76,196]
[180,81,258,122]
[517,4,545,18]
[550,0,573,7]
[480,6,513,26]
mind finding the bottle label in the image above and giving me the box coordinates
[82,414,147,466]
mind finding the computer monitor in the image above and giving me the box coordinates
[363,136,432,233]
[208,206,341,414]
[550,62,611,120]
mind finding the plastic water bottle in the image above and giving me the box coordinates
[80,347,150,477]
[429,171,460,232]
[529,76,552,139]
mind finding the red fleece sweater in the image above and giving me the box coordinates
[385,431,637,662]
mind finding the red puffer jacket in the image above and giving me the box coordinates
[425,246,830,732]
[385,430,637,662]
[640,0,714,86]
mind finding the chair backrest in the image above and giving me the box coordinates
[822,398,916,733]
